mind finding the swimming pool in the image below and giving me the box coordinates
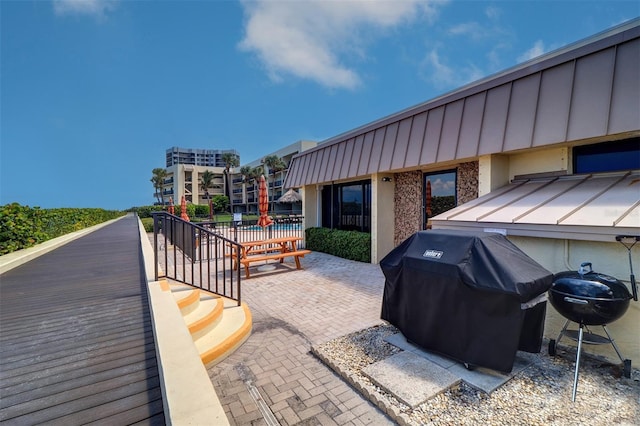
[244,223,301,232]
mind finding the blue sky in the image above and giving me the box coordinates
[1,0,637,210]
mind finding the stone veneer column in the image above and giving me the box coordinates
[393,171,422,246]
[457,161,479,204]
[392,162,479,247]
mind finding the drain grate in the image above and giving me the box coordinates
[245,380,280,426]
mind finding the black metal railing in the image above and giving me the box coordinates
[152,212,243,305]
[198,215,305,245]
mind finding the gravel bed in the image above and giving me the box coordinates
[312,324,640,426]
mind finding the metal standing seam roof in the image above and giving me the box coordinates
[284,19,640,189]
[430,171,640,241]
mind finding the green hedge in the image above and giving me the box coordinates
[0,203,125,255]
[126,205,166,218]
[305,227,371,263]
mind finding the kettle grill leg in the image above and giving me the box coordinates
[601,325,626,363]
[556,320,570,346]
[572,324,584,402]
[623,359,632,379]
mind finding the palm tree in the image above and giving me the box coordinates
[246,166,263,213]
[250,166,263,184]
[221,152,240,202]
[200,170,216,219]
[263,155,287,211]
[240,165,252,182]
[151,168,167,205]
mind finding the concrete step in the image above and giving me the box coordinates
[195,299,252,366]
[183,293,224,340]
[168,282,252,366]
[171,283,201,316]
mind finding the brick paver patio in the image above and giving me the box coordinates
[208,251,395,425]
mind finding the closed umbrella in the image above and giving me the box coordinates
[257,175,273,228]
[180,196,190,221]
[256,175,274,272]
[168,197,175,215]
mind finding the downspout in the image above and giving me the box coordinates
[564,239,574,271]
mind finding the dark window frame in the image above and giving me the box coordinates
[423,169,457,229]
[321,179,371,233]
[573,138,640,174]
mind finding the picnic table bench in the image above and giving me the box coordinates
[228,237,311,278]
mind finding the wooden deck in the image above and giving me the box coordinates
[0,214,165,425]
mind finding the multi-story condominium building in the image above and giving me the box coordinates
[165,147,239,168]
[161,164,226,206]
[229,140,317,214]
[158,142,316,211]
[161,147,240,205]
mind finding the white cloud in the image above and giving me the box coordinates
[53,0,116,18]
[421,48,483,90]
[448,22,487,40]
[518,40,546,62]
[238,0,446,90]
[484,5,501,20]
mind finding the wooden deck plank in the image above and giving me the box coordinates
[1,367,160,418]
[0,214,165,425]
[0,333,154,379]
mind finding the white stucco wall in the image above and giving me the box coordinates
[508,147,571,178]
[510,235,640,364]
[479,146,571,196]
[372,174,396,263]
[301,186,319,228]
[478,154,510,195]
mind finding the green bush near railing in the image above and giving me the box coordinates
[126,205,166,218]
[305,227,371,263]
[0,203,125,255]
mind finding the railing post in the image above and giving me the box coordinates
[153,214,159,281]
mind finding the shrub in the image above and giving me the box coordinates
[212,195,229,213]
[194,204,210,216]
[0,203,124,255]
[141,217,154,233]
[305,227,371,262]
[0,203,48,254]
[126,205,166,218]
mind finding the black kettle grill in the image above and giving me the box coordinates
[548,235,638,401]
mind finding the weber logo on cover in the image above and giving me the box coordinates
[423,249,443,259]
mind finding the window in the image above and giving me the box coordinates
[321,180,371,232]
[574,138,640,174]
[423,170,456,229]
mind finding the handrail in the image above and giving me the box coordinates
[152,212,243,306]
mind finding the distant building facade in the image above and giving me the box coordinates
[229,141,318,214]
[165,147,239,168]
[161,147,239,205]
[161,163,225,205]
[158,142,317,210]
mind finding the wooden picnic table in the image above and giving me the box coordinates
[230,236,311,278]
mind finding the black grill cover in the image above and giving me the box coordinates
[380,230,553,373]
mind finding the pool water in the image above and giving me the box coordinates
[245,223,301,231]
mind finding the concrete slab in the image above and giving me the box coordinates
[384,333,532,394]
[447,355,531,394]
[385,333,457,369]
[362,351,460,408]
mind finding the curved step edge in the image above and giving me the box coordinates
[200,303,252,366]
[188,297,225,340]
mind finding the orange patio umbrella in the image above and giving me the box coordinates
[180,195,190,221]
[168,197,175,215]
[257,175,273,228]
